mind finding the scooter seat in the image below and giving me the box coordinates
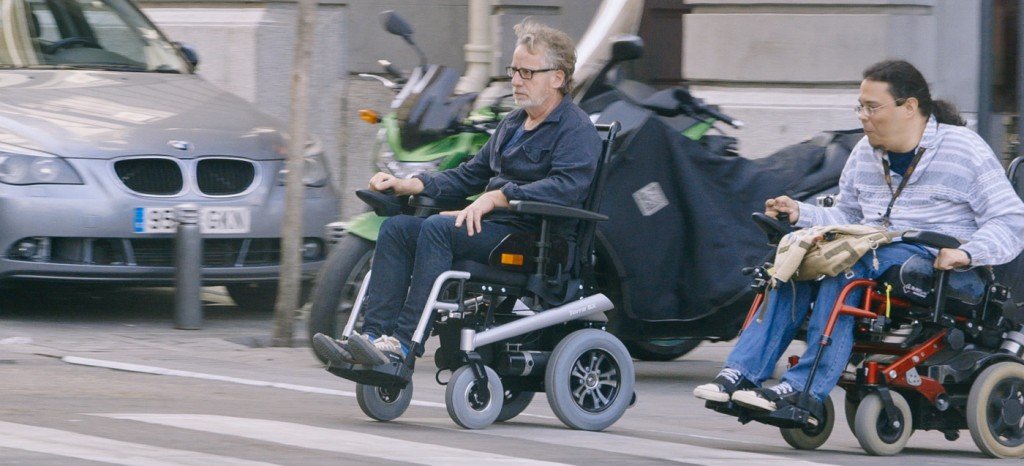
[452,260,529,288]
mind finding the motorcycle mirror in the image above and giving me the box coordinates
[380,10,415,40]
[379,10,428,67]
[609,35,644,64]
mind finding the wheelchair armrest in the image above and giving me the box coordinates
[408,195,471,212]
[508,200,609,221]
[901,230,962,250]
[356,189,404,217]
[751,212,793,245]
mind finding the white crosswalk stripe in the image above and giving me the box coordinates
[96,413,569,466]
[0,420,274,466]
[460,424,839,466]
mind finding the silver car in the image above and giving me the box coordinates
[0,0,339,310]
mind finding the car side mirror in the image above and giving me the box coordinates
[174,42,199,69]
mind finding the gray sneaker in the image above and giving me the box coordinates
[346,333,391,366]
[373,335,407,357]
[311,333,355,366]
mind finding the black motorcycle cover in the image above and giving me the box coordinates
[597,103,861,322]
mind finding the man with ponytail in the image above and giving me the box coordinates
[695,60,1024,416]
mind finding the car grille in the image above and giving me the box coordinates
[114,158,257,196]
[8,237,325,267]
[197,159,256,195]
[115,158,183,195]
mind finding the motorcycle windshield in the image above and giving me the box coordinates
[390,64,465,151]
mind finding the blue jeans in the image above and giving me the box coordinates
[724,242,932,402]
[360,214,530,355]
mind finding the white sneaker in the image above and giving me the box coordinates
[693,368,755,402]
[731,382,797,412]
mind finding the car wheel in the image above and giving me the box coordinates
[226,281,311,313]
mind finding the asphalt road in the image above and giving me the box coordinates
[0,285,1018,465]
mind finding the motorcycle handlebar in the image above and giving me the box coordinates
[377,59,403,80]
[672,88,743,128]
[704,106,744,129]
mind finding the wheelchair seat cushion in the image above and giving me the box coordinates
[452,260,529,288]
[880,253,986,311]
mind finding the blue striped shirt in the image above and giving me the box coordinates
[797,116,1024,266]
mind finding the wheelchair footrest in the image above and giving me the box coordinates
[758,404,813,429]
[325,360,413,388]
[705,400,753,425]
[704,400,814,429]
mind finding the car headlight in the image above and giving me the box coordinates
[278,139,329,187]
[0,145,83,185]
[302,139,328,187]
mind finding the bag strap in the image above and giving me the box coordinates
[880,146,927,228]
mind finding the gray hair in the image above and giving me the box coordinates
[513,20,576,94]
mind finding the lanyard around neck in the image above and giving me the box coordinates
[879,145,927,228]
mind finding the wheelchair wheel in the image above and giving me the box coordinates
[966,362,1024,458]
[496,390,535,422]
[356,381,412,421]
[446,365,503,429]
[854,391,913,456]
[545,329,635,431]
[780,395,835,450]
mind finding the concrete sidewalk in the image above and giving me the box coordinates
[0,285,792,393]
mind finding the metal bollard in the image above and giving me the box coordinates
[174,203,203,329]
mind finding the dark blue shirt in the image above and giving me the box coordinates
[416,94,602,231]
[887,148,916,177]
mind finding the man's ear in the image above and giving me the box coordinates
[552,69,565,90]
[903,97,919,116]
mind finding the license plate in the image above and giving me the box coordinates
[133,207,252,234]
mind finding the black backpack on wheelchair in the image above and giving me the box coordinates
[324,122,636,431]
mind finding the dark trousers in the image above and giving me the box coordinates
[360,214,529,355]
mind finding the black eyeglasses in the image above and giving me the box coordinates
[505,66,556,80]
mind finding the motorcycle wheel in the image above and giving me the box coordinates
[307,235,374,363]
[226,281,311,313]
[624,339,702,361]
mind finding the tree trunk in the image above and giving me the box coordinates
[272,0,317,347]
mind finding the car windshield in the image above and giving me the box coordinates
[0,0,187,72]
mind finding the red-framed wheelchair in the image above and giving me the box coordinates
[706,211,1024,458]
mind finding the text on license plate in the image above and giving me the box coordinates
[133,207,252,234]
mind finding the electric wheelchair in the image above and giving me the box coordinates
[705,204,1024,458]
[322,122,635,431]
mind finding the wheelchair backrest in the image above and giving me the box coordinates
[1010,155,1024,202]
[573,121,621,273]
[998,155,1024,323]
